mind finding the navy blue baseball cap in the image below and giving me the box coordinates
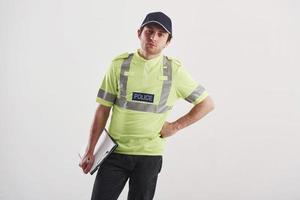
[140,12,172,35]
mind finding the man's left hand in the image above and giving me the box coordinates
[160,121,179,138]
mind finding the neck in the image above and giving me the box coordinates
[138,49,160,60]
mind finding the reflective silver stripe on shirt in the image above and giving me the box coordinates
[185,85,206,103]
[157,56,172,113]
[119,53,134,102]
[115,55,173,113]
[97,88,117,103]
[115,99,173,113]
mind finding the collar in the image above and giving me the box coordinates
[133,49,163,65]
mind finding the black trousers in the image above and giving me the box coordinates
[91,153,163,200]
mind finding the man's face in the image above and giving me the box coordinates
[138,24,170,56]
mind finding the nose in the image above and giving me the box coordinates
[150,32,158,41]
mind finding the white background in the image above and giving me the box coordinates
[1,0,300,199]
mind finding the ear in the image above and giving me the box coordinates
[137,29,142,39]
[165,40,171,48]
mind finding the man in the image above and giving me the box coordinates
[79,11,214,200]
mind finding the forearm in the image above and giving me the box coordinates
[85,105,111,154]
[173,96,214,131]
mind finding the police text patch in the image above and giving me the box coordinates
[132,92,154,103]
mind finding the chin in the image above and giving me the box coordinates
[147,48,161,55]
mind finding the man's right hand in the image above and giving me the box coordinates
[79,153,95,174]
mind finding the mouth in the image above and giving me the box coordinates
[147,43,156,47]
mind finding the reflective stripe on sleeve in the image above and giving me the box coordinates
[184,85,206,103]
[97,88,117,103]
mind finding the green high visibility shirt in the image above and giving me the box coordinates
[96,50,208,155]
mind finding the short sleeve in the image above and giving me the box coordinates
[175,66,208,105]
[96,63,118,107]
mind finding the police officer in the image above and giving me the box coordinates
[79,11,214,200]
